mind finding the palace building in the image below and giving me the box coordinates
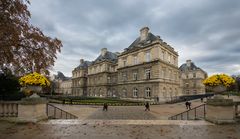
[54,27,207,102]
[179,60,208,95]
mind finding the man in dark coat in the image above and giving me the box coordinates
[145,102,150,111]
[103,103,108,111]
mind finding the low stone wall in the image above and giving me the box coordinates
[0,98,48,123]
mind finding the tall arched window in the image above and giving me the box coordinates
[133,88,138,97]
[107,89,111,97]
[122,88,127,97]
[163,87,166,97]
[169,88,173,98]
[89,89,91,96]
[93,89,96,96]
[99,88,102,97]
[112,89,116,97]
[175,88,178,96]
[145,87,151,97]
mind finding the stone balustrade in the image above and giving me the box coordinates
[0,101,18,117]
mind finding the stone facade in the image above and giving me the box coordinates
[71,27,182,102]
[52,72,72,95]
[52,27,208,102]
[86,48,118,97]
[179,60,208,95]
[117,27,180,102]
[72,59,91,96]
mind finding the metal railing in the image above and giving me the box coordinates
[46,103,78,119]
[168,104,206,120]
[0,102,18,117]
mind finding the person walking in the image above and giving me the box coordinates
[103,103,108,111]
[185,101,189,109]
[145,102,150,111]
[188,101,191,109]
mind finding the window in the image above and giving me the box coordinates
[107,76,111,83]
[169,88,173,98]
[186,74,189,79]
[89,89,91,96]
[107,89,112,97]
[173,57,176,65]
[186,90,189,94]
[175,88,178,96]
[193,82,196,87]
[123,60,127,66]
[168,53,171,63]
[146,51,151,62]
[169,70,172,79]
[186,83,189,88]
[122,72,127,81]
[133,88,138,97]
[163,87,166,97]
[145,69,151,79]
[193,90,197,94]
[162,50,165,60]
[162,68,166,78]
[145,87,151,97]
[193,73,196,78]
[122,88,127,97]
[133,72,138,80]
[133,56,138,65]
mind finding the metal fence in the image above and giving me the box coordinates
[168,104,206,120]
[46,103,78,119]
[0,102,18,117]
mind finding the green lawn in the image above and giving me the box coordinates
[49,97,147,106]
[222,91,240,96]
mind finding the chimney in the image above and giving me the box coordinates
[140,27,149,41]
[80,59,84,64]
[186,60,191,67]
[101,48,107,56]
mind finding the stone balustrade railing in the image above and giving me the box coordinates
[234,102,240,118]
[0,101,18,117]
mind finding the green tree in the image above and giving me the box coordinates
[0,0,62,75]
[0,68,24,100]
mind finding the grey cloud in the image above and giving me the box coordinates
[29,0,240,76]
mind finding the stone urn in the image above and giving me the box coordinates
[27,85,42,92]
[25,85,42,98]
[207,85,227,99]
[211,85,227,93]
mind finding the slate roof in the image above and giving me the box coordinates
[127,32,159,50]
[179,62,206,73]
[93,51,118,64]
[54,71,71,81]
[75,61,92,70]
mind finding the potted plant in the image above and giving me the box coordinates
[203,74,236,124]
[203,74,235,97]
[19,72,50,97]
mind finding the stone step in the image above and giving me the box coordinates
[41,119,214,126]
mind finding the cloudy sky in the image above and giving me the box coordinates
[29,0,240,77]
